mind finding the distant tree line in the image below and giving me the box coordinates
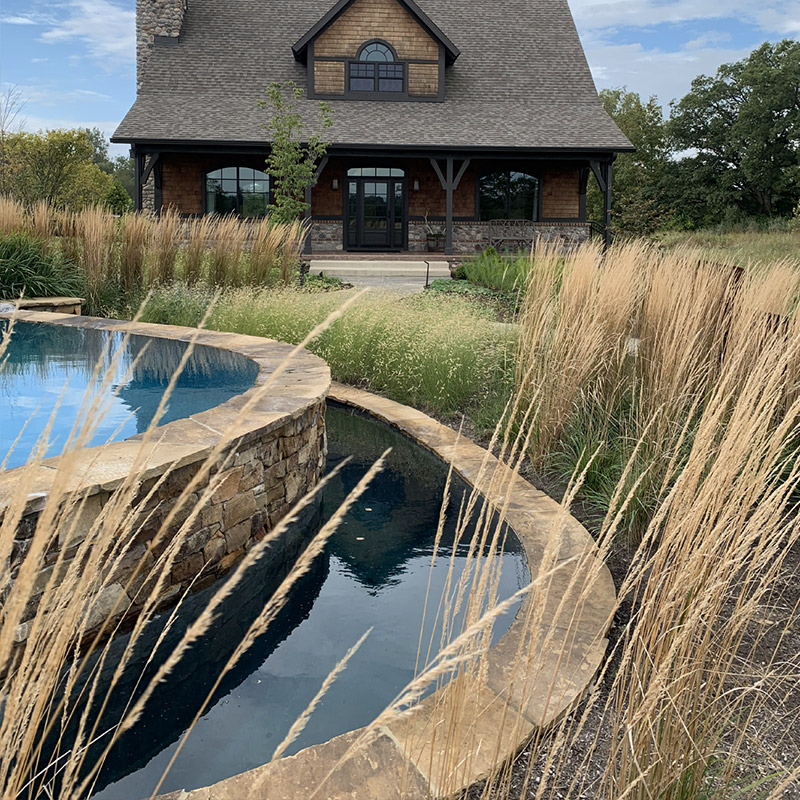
[588,39,800,235]
[0,88,133,215]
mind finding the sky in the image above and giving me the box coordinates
[0,0,798,157]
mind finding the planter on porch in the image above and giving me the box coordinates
[426,234,445,252]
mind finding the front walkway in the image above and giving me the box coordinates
[308,258,452,293]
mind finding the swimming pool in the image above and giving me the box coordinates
[0,320,258,470]
[41,405,528,800]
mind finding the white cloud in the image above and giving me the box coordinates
[1,16,39,25]
[570,0,799,36]
[39,0,135,64]
[584,39,754,106]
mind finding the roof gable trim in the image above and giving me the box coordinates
[292,0,460,65]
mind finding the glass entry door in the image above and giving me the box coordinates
[346,171,406,250]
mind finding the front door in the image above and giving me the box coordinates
[346,176,406,250]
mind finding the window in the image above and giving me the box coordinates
[348,40,405,94]
[347,167,405,177]
[478,172,540,220]
[204,167,270,217]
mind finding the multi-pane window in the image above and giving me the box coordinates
[478,172,540,220]
[348,41,405,94]
[204,167,270,217]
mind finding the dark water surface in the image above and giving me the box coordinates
[0,320,258,469]
[71,406,529,800]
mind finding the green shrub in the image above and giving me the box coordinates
[0,233,84,299]
[138,282,216,327]
[462,249,531,293]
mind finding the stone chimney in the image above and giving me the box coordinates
[137,0,188,88]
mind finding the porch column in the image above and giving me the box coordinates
[304,155,330,256]
[430,157,471,256]
[133,146,143,212]
[603,161,613,249]
[589,158,614,249]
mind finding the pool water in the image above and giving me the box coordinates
[54,406,528,800]
[0,320,258,470]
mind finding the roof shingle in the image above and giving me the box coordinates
[113,0,633,152]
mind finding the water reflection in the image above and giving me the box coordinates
[0,321,258,469]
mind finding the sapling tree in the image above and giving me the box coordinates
[259,81,333,225]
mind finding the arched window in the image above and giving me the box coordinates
[349,40,405,94]
[204,167,270,217]
[479,172,540,221]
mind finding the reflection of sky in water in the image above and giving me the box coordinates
[87,406,529,800]
[0,321,258,469]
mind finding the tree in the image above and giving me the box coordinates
[259,81,332,225]
[4,129,113,209]
[669,40,800,218]
[587,88,671,236]
[0,86,27,195]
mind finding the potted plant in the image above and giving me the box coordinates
[423,214,446,251]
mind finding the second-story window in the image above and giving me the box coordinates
[349,41,405,94]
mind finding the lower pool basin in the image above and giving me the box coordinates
[44,404,529,800]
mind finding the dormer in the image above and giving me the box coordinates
[292,0,459,102]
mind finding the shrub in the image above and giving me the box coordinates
[0,232,84,299]
[462,248,532,293]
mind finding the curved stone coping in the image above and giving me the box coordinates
[159,384,616,800]
[0,310,330,517]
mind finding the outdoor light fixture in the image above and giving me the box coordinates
[413,178,420,191]
[332,178,339,191]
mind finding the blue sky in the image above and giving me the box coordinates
[0,0,798,157]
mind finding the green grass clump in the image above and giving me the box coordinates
[135,285,516,428]
[461,247,532,293]
[0,233,85,300]
[654,227,800,267]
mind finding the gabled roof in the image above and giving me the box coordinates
[292,0,460,65]
[113,0,633,154]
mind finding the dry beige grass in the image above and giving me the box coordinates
[119,212,152,294]
[3,240,800,800]
[0,196,26,236]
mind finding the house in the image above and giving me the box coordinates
[113,0,633,255]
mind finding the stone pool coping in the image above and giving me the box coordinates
[0,310,330,514]
[159,384,617,800]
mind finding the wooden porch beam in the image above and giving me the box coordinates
[589,159,606,194]
[140,152,161,187]
[430,157,471,256]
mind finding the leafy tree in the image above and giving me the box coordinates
[4,129,113,209]
[104,179,134,214]
[0,85,27,195]
[669,40,800,218]
[587,88,671,236]
[259,81,332,225]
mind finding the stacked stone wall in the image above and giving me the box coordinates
[8,401,326,646]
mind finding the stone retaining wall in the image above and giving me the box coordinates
[0,313,330,646]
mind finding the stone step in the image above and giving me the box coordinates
[309,260,451,277]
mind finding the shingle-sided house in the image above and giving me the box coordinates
[113,0,633,255]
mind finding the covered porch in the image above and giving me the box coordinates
[131,144,615,254]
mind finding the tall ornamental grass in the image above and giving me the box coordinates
[516,240,800,537]
[2,236,800,800]
[0,197,307,312]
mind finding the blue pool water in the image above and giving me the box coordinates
[0,320,258,469]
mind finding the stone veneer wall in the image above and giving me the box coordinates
[308,220,589,254]
[0,314,330,647]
